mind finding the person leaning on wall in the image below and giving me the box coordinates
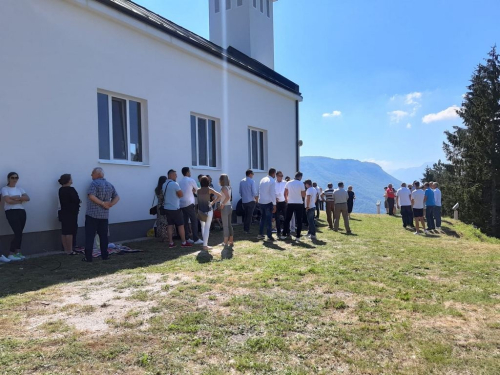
[1,172,30,261]
[58,174,81,255]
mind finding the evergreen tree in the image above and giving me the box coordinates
[443,46,500,237]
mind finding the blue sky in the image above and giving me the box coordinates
[133,0,499,172]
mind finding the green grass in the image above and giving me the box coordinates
[0,214,499,374]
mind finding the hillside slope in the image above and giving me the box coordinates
[300,156,402,213]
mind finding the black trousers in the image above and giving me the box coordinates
[181,204,199,241]
[5,209,26,252]
[242,201,256,232]
[283,203,304,238]
[275,201,287,235]
[85,215,109,262]
[315,201,320,218]
[400,206,413,227]
[387,198,395,215]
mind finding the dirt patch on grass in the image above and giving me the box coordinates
[26,272,197,337]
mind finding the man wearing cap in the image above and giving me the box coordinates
[321,183,335,230]
[163,169,192,249]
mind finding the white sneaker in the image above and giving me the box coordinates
[194,239,204,245]
[413,232,420,235]
[7,254,22,262]
[0,255,11,263]
[279,235,288,240]
[424,230,430,235]
[436,227,441,230]
[187,239,195,244]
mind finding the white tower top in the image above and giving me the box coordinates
[209,0,276,70]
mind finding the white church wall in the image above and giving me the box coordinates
[0,0,298,244]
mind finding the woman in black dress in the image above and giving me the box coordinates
[347,185,355,219]
[58,174,80,255]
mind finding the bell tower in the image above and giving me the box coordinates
[209,0,276,69]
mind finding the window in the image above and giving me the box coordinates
[266,0,270,16]
[215,0,220,13]
[248,128,265,171]
[237,0,243,6]
[191,114,218,168]
[260,0,263,12]
[97,92,144,163]
[253,0,257,8]
[226,0,231,10]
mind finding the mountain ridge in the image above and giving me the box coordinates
[300,156,402,214]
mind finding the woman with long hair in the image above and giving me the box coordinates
[58,174,80,255]
[155,176,168,242]
[219,174,234,249]
[1,172,30,261]
[197,176,221,251]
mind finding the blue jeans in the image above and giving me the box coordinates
[259,202,274,238]
[306,208,316,236]
[426,205,435,230]
[434,206,442,227]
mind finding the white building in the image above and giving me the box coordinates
[0,0,302,255]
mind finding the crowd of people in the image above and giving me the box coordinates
[385,181,442,235]
[0,167,357,263]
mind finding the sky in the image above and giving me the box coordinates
[132,0,500,172]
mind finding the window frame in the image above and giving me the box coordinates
[248,127,267,172]
[97,89,148,166]
[190,113,221,170]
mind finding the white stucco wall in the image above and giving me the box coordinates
[0,0,299,237]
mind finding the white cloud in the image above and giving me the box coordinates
[406,123,412,129]
[405,92,422,105]
[388,110,409,123]
[422,105,460,124]
[322,110,342,118]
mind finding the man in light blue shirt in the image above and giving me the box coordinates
[433,182,442,229]
[239,169,258,233]
[163,169,192,249]
[424,182,436,230]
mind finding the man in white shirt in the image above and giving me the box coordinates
[258,168,277,241]
[333,182,351,234]
[433,182,442,230]
[282,172,306,240]
[411,181,428,235]
[305,180,318,239]
[274,171,287,238]
[179,167,203,245]
[396,182,413,229]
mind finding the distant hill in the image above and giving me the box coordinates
[300,156,402,214]
[390,162,433,184]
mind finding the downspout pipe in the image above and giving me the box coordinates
[295,100,300,172]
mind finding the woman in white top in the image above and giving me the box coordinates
[1,172,30,261]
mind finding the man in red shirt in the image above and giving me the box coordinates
[386,184,395,216]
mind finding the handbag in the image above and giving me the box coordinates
[197,210,208,222]
[149,194,157,215]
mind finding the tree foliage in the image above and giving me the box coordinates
[433,46,500,237]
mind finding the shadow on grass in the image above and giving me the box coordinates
[349,218,363,221]
[0,242,200,298]
[263,242,286,251]
[440,226,460,238]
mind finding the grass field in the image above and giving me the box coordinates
[1,214,499,374]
